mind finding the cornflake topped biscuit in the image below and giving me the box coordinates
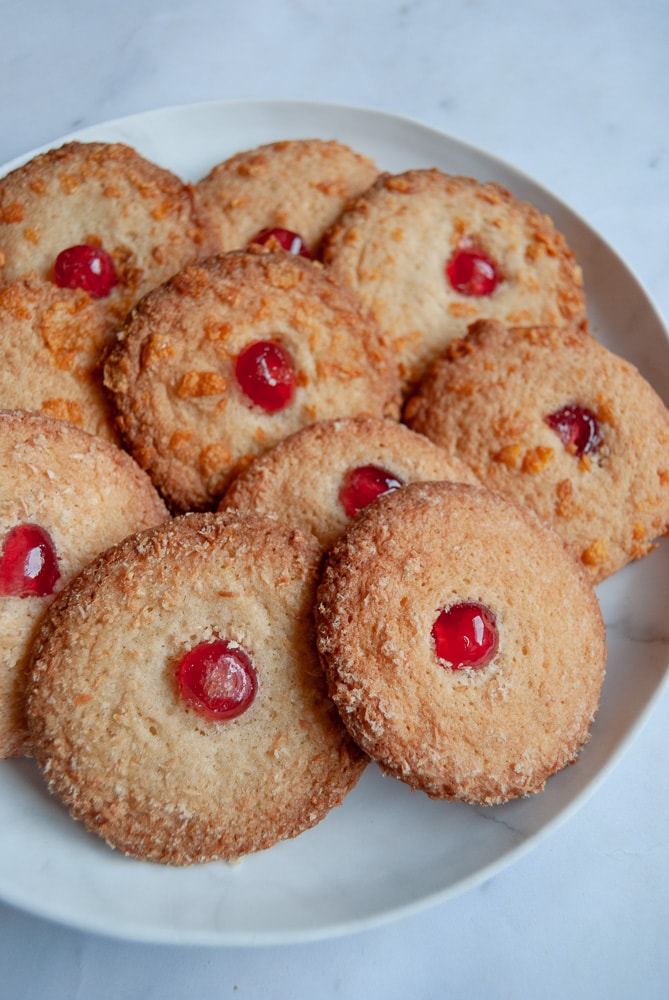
[104,250,401,512]
[321,168,587,387]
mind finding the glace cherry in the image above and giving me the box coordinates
[54,244,118,299]
[339,465,405,518]
[432,601,498,670]
[0,523,60,598]
[235,340,296,413]
[177,639,258,721]
[250,227,311,258]
[545,404,602,457]
[446,241,499,297]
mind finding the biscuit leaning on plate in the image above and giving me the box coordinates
[403,318,669,582]
[196,138,379,257]
[315,481,607,805]
[103,249,401,512]
[0,141,217,322]
[321,168,587,387]
[221,415,479,549]
[26,511,367,865]
[0,409,169,758]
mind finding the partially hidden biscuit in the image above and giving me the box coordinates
[196,139,379,256]
[103,250,400,512]
[316,481,606,805]
[321,168,586,386]
[0,409,169,757]
[404,319,669,582]
[0,141,216,322]
[26,511,366,864]
[221,415,479,549]
[0,275,119,441]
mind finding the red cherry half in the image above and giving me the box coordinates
[54,244,118,299]
[0,523,60,598]
[446,241,499,297]
[177,639,258,721]
[250,227,311,258]
[545,404,602,457]
[432,601,498,670]
[235,340,296,413]
[339,465,405,518]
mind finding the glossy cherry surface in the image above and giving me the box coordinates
[53,244,118,298]
[177,639,258,721]
[339,464,405,518]
[235,340,296,413]
[0,523,60,598]
[545,404,602,457]
[432,601,498,670]
[250,227,311,258]
[446,242,499,296]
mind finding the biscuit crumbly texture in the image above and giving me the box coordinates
[221,415,479,548]
[0,409,169,758]
[321,169,586,387]
[316,481,606,805]
[196,138,379,255]
[103,250,401,512]
[26,511,366,864]
[404,319,669,581]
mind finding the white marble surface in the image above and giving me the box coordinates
[1,1,668,996]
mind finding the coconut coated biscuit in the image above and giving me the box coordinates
[315,481,606,805]
[26,511,366,864]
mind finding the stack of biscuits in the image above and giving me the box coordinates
[1,134,667,865]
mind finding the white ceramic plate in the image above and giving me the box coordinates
[1,100,668,947]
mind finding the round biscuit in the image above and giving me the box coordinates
[221,415,479,548]
[0,141,217,321]
[404,318,669,581]
[103,250,401,512]
[196,138,379,255]
[316,481,607,805]
[26,511,366,864]
[321,168,586,387]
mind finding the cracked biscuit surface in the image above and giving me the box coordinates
[26,511,366,864]
[104,250,400,512]
[321,168,586,387]
[404,319,669,581]
[315,481,606,805]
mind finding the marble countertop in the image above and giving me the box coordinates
[1,1,668,997]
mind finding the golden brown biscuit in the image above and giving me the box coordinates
[196,138,379,256]
[316,481,606,805]
[0,409,169,758]
[0,141,216,321]
[103,250,400,512]
[321,169,586,386]
[221,415,479,549]
[0,275,119,441]
[26,511,366,864]
[404,319,669,581]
